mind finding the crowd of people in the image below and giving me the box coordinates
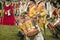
[0,0,60,40]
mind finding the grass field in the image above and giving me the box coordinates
[0,25,60,40]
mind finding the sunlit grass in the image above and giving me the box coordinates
[0,25,60,40]
[0,25,19,40]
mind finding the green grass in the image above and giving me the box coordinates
[0,25,19,40]
[0,25,60,40]
[44,29,60,40]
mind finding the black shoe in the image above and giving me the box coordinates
[20,36,24,40]
[53,33,58,38]
[17,31,24,37]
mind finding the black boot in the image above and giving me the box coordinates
[20,35,24,40]
[53,33,58,38]
[17,31,24,37]
[17,31,24,40]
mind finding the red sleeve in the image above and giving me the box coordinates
[52,9,57,16]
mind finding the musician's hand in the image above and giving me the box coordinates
[24,30,28,36]
[37,13,41,18]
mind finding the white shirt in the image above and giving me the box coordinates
[19,2,28,15]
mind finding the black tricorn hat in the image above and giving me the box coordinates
[30,0,36,3]
[6,0,11,2]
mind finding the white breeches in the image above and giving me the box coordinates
[25,32,44,40]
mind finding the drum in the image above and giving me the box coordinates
[18,18,39,37]
[24,19,39,37]
[26,28,39,37]
[47,23,54,31]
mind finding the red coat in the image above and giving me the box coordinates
[52,8,58,16]
[2,3,15,25]
[0,17,2,24]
